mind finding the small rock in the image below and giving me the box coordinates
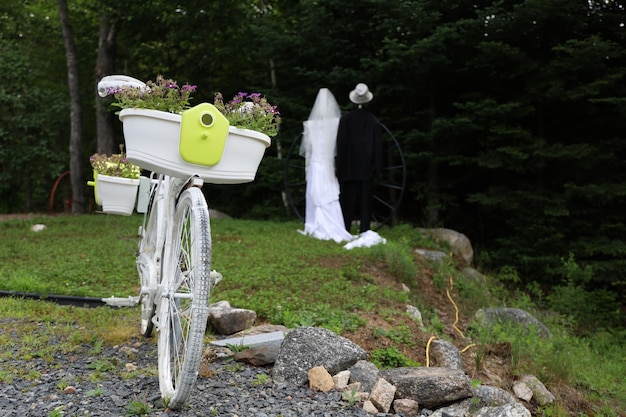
[120,346,139,355]
[520,375,555,405]
[393,398,420,416]
[513,381,533,402]
[406,305,424,327]
[207,300,257,335]
[363,400,379,414]
[369,378,396,413]
[125,363,137,372]
[30,224,47,232]
[234,345,280,366]
[64,386,76,394]
[308,366,334,392]
[333,370,351,390]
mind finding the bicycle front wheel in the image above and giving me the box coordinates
[157,187,211,409]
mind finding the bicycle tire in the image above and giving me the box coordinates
[157,186,211,409]
[137,180,161,337]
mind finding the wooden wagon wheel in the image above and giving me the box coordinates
[49,170,73,214]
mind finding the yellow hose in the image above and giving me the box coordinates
[425,336,437,367]
[446,274,465,339]
[425,273,483,366]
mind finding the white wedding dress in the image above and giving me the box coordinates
[299,88,354,242]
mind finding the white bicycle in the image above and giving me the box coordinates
[97,75,271,409]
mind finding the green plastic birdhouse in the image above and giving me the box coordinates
[179,103,230,166]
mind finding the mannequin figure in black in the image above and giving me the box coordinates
[335,83,382,234]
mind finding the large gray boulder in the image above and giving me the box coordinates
[272,327,368,386]
[474,384,517,407]
[474,307,551,338]
[418,228,474,265]
[380,367,473,408]
[430,339,463,370]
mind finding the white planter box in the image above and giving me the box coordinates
[119,108,271,184]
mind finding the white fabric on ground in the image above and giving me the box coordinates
[343,230,387,250]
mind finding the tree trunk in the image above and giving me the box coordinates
[57,0,85,213]
[95,12,116,155]
[425,84,439,226]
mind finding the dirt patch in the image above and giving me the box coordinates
[315,255,476,367]
[0,213,43,222]
[0,213,78,222]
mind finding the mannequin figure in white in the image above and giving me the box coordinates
[299,88,354,242]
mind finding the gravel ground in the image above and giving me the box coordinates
[0,336,400,417]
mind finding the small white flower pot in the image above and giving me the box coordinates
[96,174,140,216]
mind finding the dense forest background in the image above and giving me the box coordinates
[1,0,624,329]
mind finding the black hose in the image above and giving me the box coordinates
[0,290,113,308]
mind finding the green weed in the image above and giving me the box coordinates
[125,398,152,416]
[342,386,362,405]
[86,386,107,397]
[0,369,15,384]
[86,359,116,373]
[226,343,249,353]
[90,339,104,354]
[370,347,421,369]
[223,362,245,372]
[48,406,65,417]
[373,324,415,347]
[253,373,270,385]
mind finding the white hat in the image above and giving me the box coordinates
[349,83,373,104]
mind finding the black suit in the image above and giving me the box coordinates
[335,108,382,233]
